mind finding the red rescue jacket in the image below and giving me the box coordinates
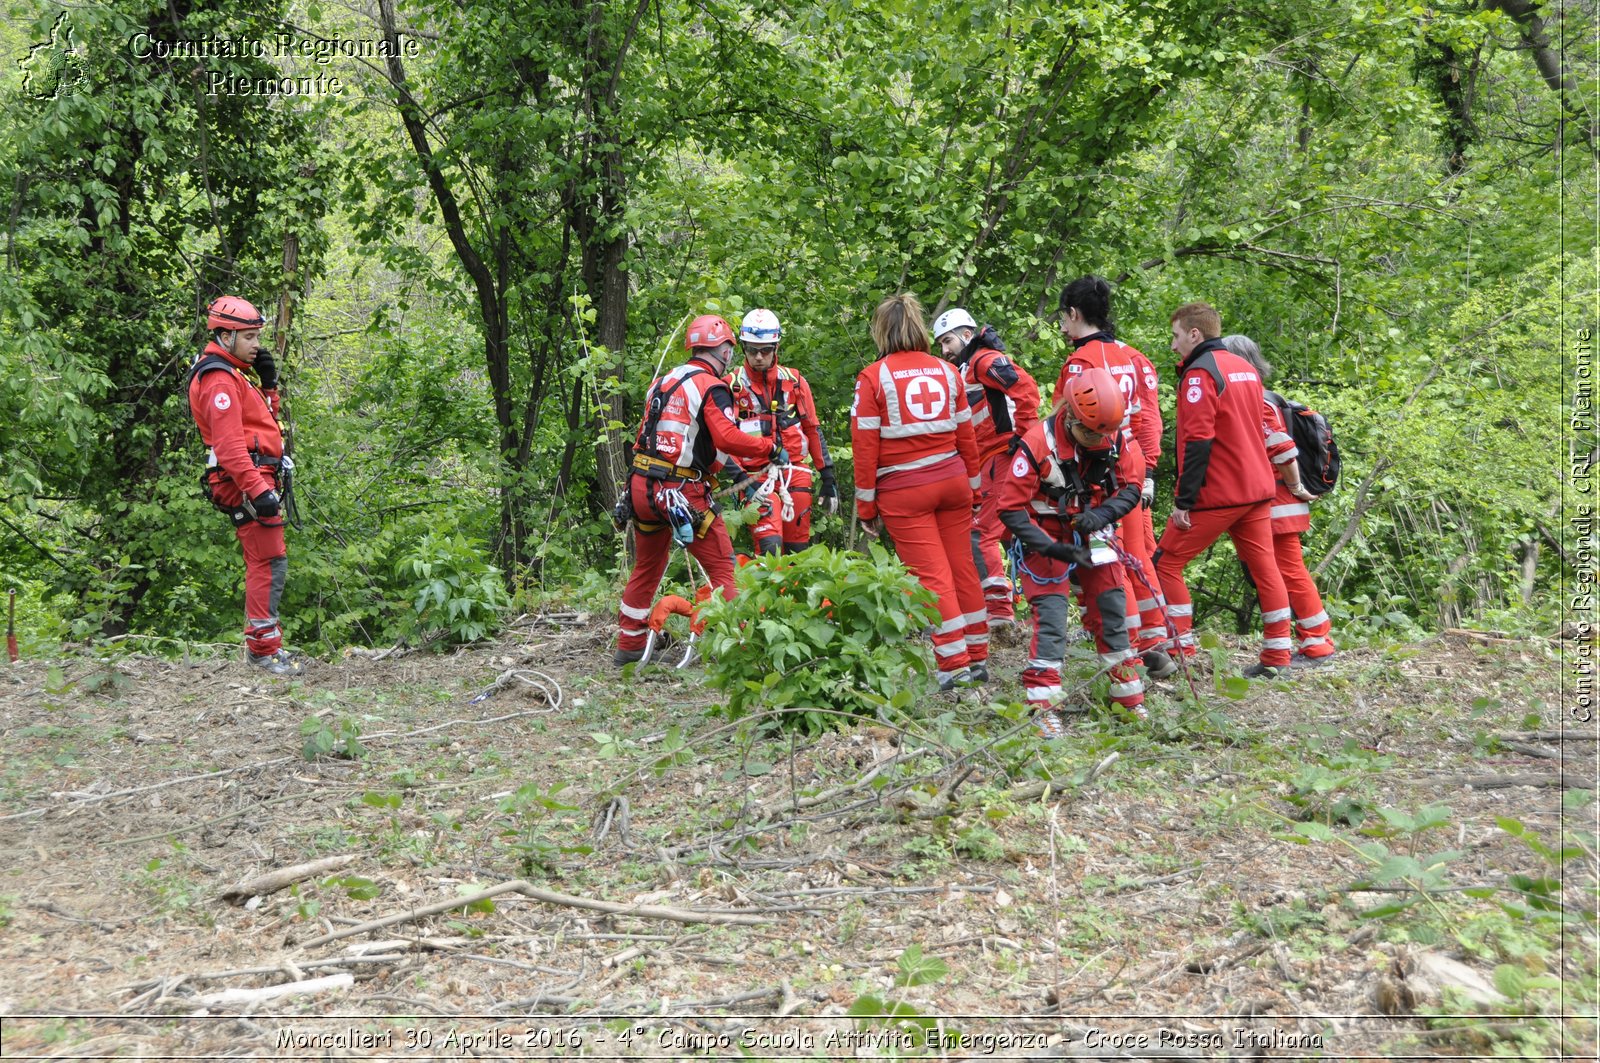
[724,362,831,473]
[187,342,283,505]
[1172,339,1275,511]
[953,327,1040,463]
[850,351,980,520]
[1262,399,1310,534]
[997,414,1142,567]
[1054,332,1160,479]
[634,356,772,476]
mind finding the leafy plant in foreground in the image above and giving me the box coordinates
[699,545,940,732]
[395,533,509,645]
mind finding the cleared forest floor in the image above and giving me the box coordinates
[0,619,1594,1060]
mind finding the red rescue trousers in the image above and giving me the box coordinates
[1155,501,1293,667]
[879,474,988,674]
[616,477,737,653]
[971,452,1016,626]
[750,466,814,555]
[238,519,286,658]
[1275,532,1335,658]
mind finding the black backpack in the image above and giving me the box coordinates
[1266,390,1341,496]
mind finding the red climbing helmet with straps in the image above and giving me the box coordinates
[1062,366,1125,441]
[207,296,266,332]
[684,314,734,351]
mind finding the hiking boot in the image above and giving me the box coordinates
[1242,661,1289,680]
[966,662,990,684]
[1290,650,1337,670]
[1140,648,1177,680]
[613,648,646,666]
[1033,710,1068,740]
[247,649,304,677]
[936,668,973,693]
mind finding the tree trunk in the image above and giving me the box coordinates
[1487,0,1598,159]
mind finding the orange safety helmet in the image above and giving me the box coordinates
[1062,367,1125,440]
[207,296,266,332]
[684,314,734,351]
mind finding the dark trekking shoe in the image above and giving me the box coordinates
[1242,661,1289,680]
[966,663,990,684]
[613,648,646,666]
[936,668,973,693]
[247,650,304,677]
[1289,651,1336,670]
[1140,649,1177,680]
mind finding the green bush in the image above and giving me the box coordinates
[698,544,940,731]
[395,532,508,644]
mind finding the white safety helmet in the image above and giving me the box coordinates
[932,307,978,341]
[739,308,782,345]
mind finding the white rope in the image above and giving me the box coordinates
[753,463,796,523]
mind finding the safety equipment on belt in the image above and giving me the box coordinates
[685,314,734,351]
[932,307,978,341]
[207,296,266,332]
[631,451,703,481]
[739,308,781,345]
[612,494,633,533]
[1062,366,1126,437]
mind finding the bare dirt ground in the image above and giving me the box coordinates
[0,620,1594,1061]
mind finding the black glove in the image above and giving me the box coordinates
[251,488,282,518]
[818,465,838,498]
[1043,540,1090,565]
[255,350,278,391]
[769,442,789,466]
[1074,506,1113,535]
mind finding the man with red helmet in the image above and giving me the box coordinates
[724,309,837,555]
[931,308,1040,640]
[614,314,782,665]
[1053,276,1174,680]
[998,368,1147,736]
[187,295,301,676]
[852,293,987,690]
[1157,303,1294,678]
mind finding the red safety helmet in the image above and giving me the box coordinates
[1062,367,1125,442]
[684,314,734,351]
[207,296,266,332]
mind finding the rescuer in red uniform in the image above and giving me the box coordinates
[1052,276,1175,680]
[998,369,1147,736]
[614,315,781,665]
[724,309,837,555]
[187,296,302,676]
[1221,335,1337,668]
[1156,303,1294,677]
[852,293,987,690]
[931,308,1040,640]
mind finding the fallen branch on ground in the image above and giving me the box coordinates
[1424,772,1578,790]
[220,855,359,905]
[194,972,354,1008]
[296,879,767,949]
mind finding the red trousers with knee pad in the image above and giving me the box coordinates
[1274,532,1335,657]
[616,476,737,652]
[1155,501,1292,667]
[750,466,814,555]
[970,452,1016,626]
[1017,554,1143,713]
[879,474,988,674]
[237,518,287,657]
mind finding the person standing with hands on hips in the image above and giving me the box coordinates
[852,294,989,691]
[187,295,302,676]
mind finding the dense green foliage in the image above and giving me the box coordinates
[0,0,1589,653]
[699,545,940,729]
